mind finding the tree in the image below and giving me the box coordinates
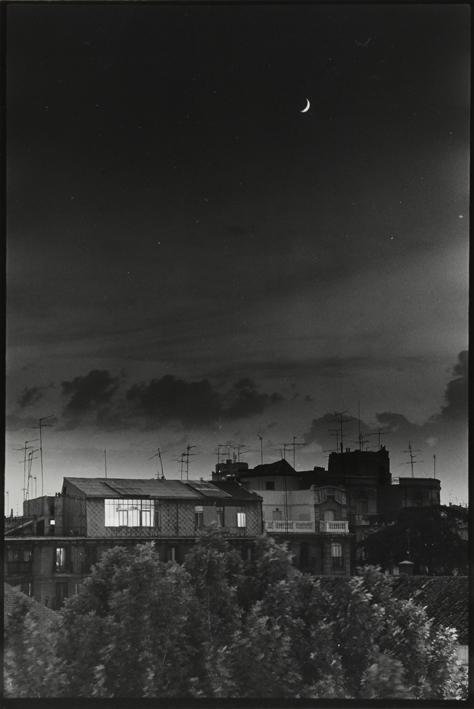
[4,535,467,699]
[55,543,198,697]
[359,505,468,574]
[182,528,245,696]
[4,594,66,697]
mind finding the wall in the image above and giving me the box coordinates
[86,498,261,538]
[62,483,87,535]
[239,475,301,492]
[257,489,315,523]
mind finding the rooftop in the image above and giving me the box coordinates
[62,477,261,502]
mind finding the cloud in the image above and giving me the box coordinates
[126,375,221,425]
[223,378,283,419]
[17,386,45,408]
[127,375,283,427]
[302,352,468,450]
[303,413,372,452]
[61,370,120,416]
[5,412,39,431]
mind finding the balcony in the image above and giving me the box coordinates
[319,520,349,534]
[265,520,314,533]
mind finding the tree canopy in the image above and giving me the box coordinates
[359,505,468,575]
[4,531,467,699]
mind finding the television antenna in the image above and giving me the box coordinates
[26,448,39,500]
[182,444,197,480]
[366,429,389,449]
[149,447,165,479]
[402,441,423,478]
[333,411,351,453]
[289,435,304,468]
[257,434,264,465]
[33,415,56,496]
[15,439,39,502]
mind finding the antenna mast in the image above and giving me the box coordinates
[183,444,196,480]
[333,411,351,452]
[403,441,422,478]
[290,435,304,468]
[257,434,264,465]
[34,415,55,496]
[149,447,165,479]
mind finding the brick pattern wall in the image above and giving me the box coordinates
[85,498,262,538]
[63,485,87,535]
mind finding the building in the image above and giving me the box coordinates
[214,458,352,574]
[4,477,263,609]
[212,447,441,574]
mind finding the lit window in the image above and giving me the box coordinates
[237,512,246,528]
[104,499,155,527]
[55,547,67,571]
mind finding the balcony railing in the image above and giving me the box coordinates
[319,520,349,534]
[265,520,314,533]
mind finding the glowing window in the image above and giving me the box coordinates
[104,499,155,527]
[237,512,246,528]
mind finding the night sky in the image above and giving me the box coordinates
[6,3,469,512]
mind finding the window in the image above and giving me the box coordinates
[237,512,246,528]
[314,487,347,505]
[216,507,224,527]
[323,509,336,522]
[104,499,155,527]
[272,508,283,521]
[55,582,69,609]
[55,546,67,571]
[195,506,204,529]
[265,481,275,490]
[331,542,344,570]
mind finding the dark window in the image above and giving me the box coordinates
[195,506,204,529]
[216,507,224,527]
[55,582,69,609]
[265,481,275,490]
[331,542,344,570]
[7,547,33,574]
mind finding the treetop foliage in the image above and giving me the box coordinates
[4,529,467,699]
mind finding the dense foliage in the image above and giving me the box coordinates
[359,505,468,575]
[4,530,467,698]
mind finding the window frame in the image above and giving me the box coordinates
[104,498,156,528]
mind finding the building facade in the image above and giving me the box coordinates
[212,447,441,574]
[4,477,263,609]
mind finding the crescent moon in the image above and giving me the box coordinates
[300,98,310,113]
